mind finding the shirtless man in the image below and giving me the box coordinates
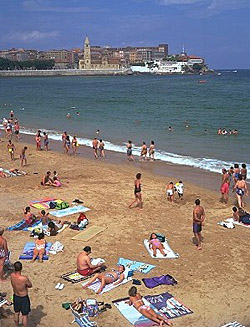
[92,138,99,159]
[20,147,27,167]
[233,174,248,208]
[11,261,32,327]
[0,228,8,281]
[41,171,52,186]
[193,199,205,250]
[7,140,15,161]
[241,164,247,180]
[140,142,147,161]
[77,246,103,277]
[220,168,230,203]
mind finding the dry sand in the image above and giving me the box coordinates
[0,137,249,327]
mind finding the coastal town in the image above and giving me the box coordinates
[0,35,209,75]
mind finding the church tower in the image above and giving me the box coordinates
[84,36,91,69]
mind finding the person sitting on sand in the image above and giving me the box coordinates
[0,227,9,281]
[41,171,52,186]
[23,207,36,225]
[31,233,46,263]
[47,221,59,236]
[166,182,174,203]
[232,206,240,222]
[39,210,50,226]
[149,233,166,257]
[77,246,104,277]
[82,265,125,294]
[52,176,62,187]
[127,286,172,326]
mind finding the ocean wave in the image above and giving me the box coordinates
[0,125,248,176]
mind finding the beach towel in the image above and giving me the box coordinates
[30,198,64,210]
[30,197,56,204]
[142,275,178,288]
[31,202,50,210]
[82,277,132,295]
[218,218,250,229]
[72,226,107,241]
[61,271,93,284]
[220,322,245,327]
[118,258,155,274]
[113,297,167,327]
[19,242,52,260]
[144,239,179,259]
[50,205,90,218]
[145,292,193,319]
[7,219,41,231]
[0,168,25,177]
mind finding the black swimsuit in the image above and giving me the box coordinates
[134,183,141,194]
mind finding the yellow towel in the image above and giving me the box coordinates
[71,226,107,241]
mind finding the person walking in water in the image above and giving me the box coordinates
[72,135,78,156]
[92,137,99,159]
[149,140,155,161]
[129,173,143,209]
[11,261,32,327]
[140,142,147,161]
[192,199,205,250]
[220,168,230,203]
[127,140,133,161]
[43,132,49,151]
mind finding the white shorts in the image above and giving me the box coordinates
[167,190,173,196]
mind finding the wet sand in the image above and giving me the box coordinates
[0,135,249,327]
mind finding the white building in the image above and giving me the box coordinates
[131,60,188,74]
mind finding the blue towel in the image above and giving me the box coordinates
[49,205,90,218]
[7,219,41,231]
[118,257,155,274]
[19,242,52,260]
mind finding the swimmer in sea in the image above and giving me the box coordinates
[66,113,71,119]
[7,140,15,161]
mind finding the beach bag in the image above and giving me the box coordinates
[156,233,166,243]
[55,201,69,210]
[49,201,57,209]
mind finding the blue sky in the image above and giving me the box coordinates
[0,0,250,68]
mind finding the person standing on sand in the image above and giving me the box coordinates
[65,135,71,155]
[20,147,27,167]
[14,121,20,141]
[35,131,41,151]
[220,168,230,203]
[127,140,134,161]
[140,142,147,161]
[129,173,143,209]
[62,132,67,153]
[192,199,205,250]
[7,140,15,161]
[92,137,99,159]
[0,228,8,282]
[241,164,247,180]
[43,132,49,151]
[233,174,248,208]
[99,139,105,159]
[166,182,174,203]
[11,261,32,327]
[72,135,78,156]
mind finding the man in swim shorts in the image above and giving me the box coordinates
[11,261,32,327]
[220,168,230,203]
[192,199,205,250]
[20,147,28,167]
[77,246,104,276]
[92,138,99,159]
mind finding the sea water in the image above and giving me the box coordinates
[0,70,250,174]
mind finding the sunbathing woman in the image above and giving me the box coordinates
[149,233,166,257]
[128,286,172,326]
[23,207,36,225]
[82,265,125,294]
[31,233,46,263]
[129,173,143,209]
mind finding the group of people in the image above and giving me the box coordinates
[61,132,79,156]
[220,163,248,207]
[6,140,28,167]
[92,137,106,159]
[2,111,20,141]
[40,171,61,187]
[35,131,49,151]
[217,128,238,135]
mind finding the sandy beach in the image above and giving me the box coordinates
[0,136,249,327]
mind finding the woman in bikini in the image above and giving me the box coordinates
[129,173,143,209]
[82,265,125,294]
[127,140,133,161]
[35,131,41,151]
[233,174,248,208]
[7,140,15,161]
[23,207,36,225]
[128,286,172,326]
[0,228,8,281]
[31,233,46,263]
[149,233,166,257]
[140,142,147,161]
[72,136,78,156]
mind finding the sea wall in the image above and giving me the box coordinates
[0,68,131,77]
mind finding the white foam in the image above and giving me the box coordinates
[0,125,249,176]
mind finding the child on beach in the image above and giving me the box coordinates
[31,233,46,263]
[175,181,184,199]
[7,140,15,161]
[149,233,166,257]
[166,182,174,203]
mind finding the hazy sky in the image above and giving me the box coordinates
[0,0,250,68]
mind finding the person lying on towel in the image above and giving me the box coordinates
[149,233,167,257]
[77,246,104,277]
[82,264,125,294]
[127,286,173,326]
